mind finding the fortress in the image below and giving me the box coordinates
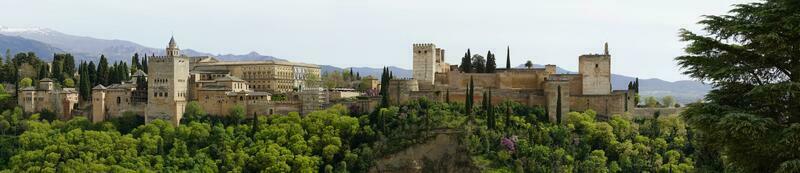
[89,37,323,125]
[390,43,636,121]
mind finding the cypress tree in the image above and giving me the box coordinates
[486,51,496,73]
[37,64,49,80]
[482,91,488,117]
[445,89,450,103]
[80,63,91,101]
[63,54,75,78]
[460,49,472,73]
[51,60,64,82]
[131,53,140,72]
[97,55,110,85]
[506,46,511,69]
[466,76,474,116]
[556,85,562,124]
[88,61,97,86]
[141,55,148,73]
[380,67,389,107]
[488,90,495,130]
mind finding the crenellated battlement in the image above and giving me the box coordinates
[413,43,436,49]
[148,55,189,63]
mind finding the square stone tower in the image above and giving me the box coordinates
[145,37,190,126]
[413,43,438,85]
[579,43,612,95]
[91,85,107,123]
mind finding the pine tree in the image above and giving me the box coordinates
[97,55,110,85]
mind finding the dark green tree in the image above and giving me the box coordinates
[556,85,562,124]
[141,55,148,73]
[37,64,49,81]
[465,76,474,116]
[471,54,486,73]
[506,46,511,69]
[131,53,140,72]
[460,49,472,73]
[63,53,75,78]
[88,61,97,86]
[97,55,110,85]
[486,51,496,73]
[675,0,800,171]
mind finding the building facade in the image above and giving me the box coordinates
[18,78,79,120]
[91,37,324,125]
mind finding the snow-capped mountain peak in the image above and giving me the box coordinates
[0,25,56,35]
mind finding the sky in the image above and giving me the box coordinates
[1,0,756,81]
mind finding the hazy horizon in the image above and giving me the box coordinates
[1,0,756,82]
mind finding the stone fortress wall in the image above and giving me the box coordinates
[390,43,636,122]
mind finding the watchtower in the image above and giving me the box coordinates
[579,43,611,95]
[413,43,437,85]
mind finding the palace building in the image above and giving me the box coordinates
[91,37,323,125]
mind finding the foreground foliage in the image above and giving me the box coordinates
[676,0,800,172]
[461,101,695,173]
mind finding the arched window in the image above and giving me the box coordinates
[117,97,121,104]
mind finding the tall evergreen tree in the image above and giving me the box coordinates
[459,49,472,73]
[380,67,390,107]
[486,51,496,73]
[88,61,97,86]
[675,1,800,171]
[37,64,49,81]
[97,55,110,85]
[141,55,148,73]
[488,90,495,130]
[445,89,450,103]
[556,85,562,124]
[79,63,91,101]
[51,60,64,82]
[131,53,140,72]
[506,46,511,69]
[465,76,474,116]
[63,54,75,78]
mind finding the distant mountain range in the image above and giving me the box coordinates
[0,25,282,63]
[0,25,710,104]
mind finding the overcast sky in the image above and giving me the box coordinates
[1,0,756,81]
